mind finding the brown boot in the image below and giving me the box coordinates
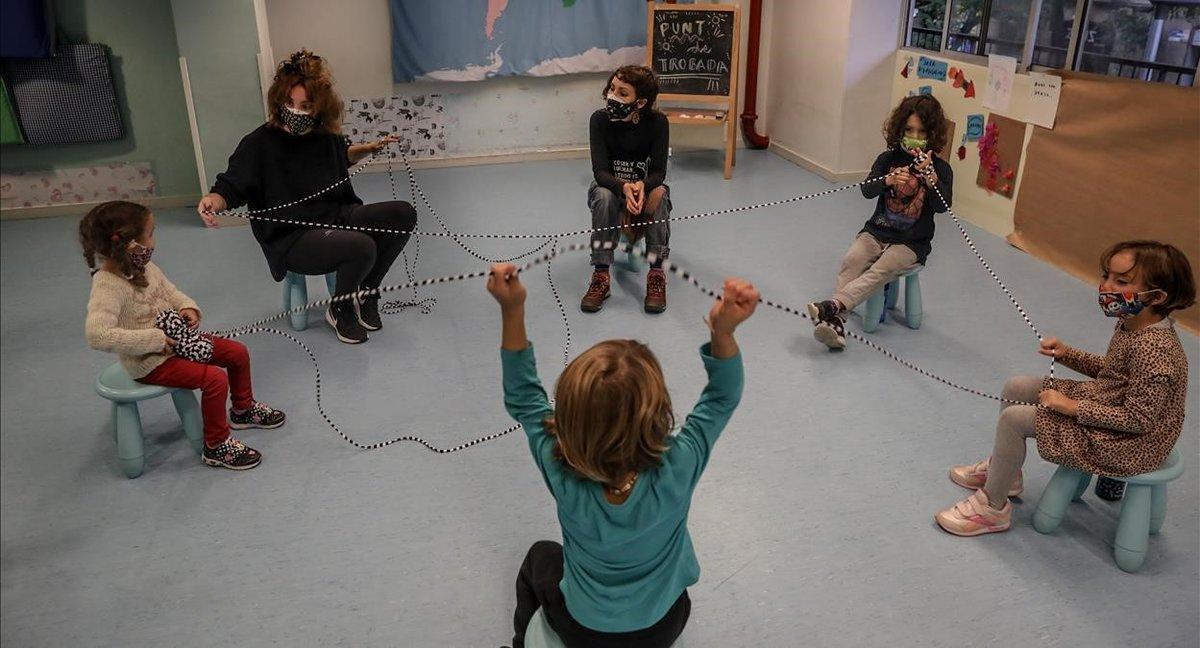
[644,268,666,313]
[580,269,611,313]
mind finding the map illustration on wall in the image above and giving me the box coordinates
[390,0,650,82]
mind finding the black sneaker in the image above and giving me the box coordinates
[230,401,286,430]
[806,300,842,324]
[202,437,262,470]
[326,301,368,344]
[355,292,382,331]
[814,315,847,350]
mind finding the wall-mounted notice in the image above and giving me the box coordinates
[965,114,984,141]
[1027,72,1062,129]
[917,56,948,81]
[649,7,735,96]
[984,54,1016,111]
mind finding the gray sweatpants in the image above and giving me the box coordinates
[588,182,670,267]
[832,232,921,310]
[983,375,1042,506]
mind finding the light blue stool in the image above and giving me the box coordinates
[94,363,204,479]
[1033,448,1185,572]
[862,268,922,333]
[282,271,338,331]
[618,233,646,272]
[523,607,566,648]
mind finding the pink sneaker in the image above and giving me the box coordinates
[949,457,1023,497]
[935,490,1012,537]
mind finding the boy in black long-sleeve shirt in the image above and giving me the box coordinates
[807,95,954,350]
[582,66,672,314]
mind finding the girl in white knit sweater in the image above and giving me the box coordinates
[81,201,285,470]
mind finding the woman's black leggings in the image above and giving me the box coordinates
[283,201,417,297]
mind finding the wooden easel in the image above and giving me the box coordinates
[647,3,741,179]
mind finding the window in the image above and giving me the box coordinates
[907,0,946,51]
[1076,1,1199,86]
[945,0,1034,58]
[901,0,1200,87]
[1031,0,1074,69]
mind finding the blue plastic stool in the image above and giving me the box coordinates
[862,268,922,333]
[282,272,338,331]
[618,233,646,271]
[523,607,566,648]
[1033,448,1185,572]
[94,363,204,478]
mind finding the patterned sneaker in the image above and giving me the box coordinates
[644,268,667,314]
[326,302,368,344]
[949,457,1024,497]
[230,401,286,430]
[935,490,1012,537]
[202,437,262,470]
[813,316,847,350]
[806,299,842,324]
[580,270,611,313]
[355,293,383,331]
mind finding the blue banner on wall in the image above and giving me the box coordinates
[917,56,948,81]
[390,0,650,82]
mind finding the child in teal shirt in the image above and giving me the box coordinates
[487,263,759,647]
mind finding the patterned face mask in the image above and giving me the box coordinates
[127,240,154,270]
[605,95,638,120]
[1098,287,1161,317]
[901,136,927,151]
[280,105,316,134]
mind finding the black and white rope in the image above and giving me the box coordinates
[912,149,1055,380]
[223,325,523,452]
[382,157,437,315]
[397,152,557,264]
[211,156,898,242]
[545,238,572,367]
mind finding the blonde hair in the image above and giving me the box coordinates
[266,49,343,134]
[546,340,675,489]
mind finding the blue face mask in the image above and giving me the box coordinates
[1098,287,1160,317]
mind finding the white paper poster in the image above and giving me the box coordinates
[1027,72,1062,129]
[984,54,1017,111]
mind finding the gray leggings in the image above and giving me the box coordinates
[983,375,1042,506]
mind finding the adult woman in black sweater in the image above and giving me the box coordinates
[581,65,672,314]
[197,50,415,344]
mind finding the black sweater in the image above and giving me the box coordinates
[859,148,954,264]
[211,124,362,281]
[588,109,669,196]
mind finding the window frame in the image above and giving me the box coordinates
[898,0,1200,87]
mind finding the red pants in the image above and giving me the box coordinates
[138,337,254,446]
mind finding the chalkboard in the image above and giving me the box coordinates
[649,7,735,97]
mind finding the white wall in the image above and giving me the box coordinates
[264,0,766,159]
[764,0,902,177]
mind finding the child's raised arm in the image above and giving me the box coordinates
[487,263,528,351]
[708,278,759,358]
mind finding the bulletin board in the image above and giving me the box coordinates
[975,113,1024,198]
[1010,71,1199,332]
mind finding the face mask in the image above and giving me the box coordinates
[901,136,927,151]
[127,241,154,270]
[1098,287,1160,318]
[280,105,316,134]
[605,94,638,120]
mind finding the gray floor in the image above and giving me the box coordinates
[2,150,1196,647]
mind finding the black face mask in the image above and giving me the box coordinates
[605,95,638,120]
[280,106,316,135]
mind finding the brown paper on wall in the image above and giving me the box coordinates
[975,113,1023,198]
[1010,71,1199,333]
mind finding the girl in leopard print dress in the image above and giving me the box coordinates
[935,240,1194,537]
